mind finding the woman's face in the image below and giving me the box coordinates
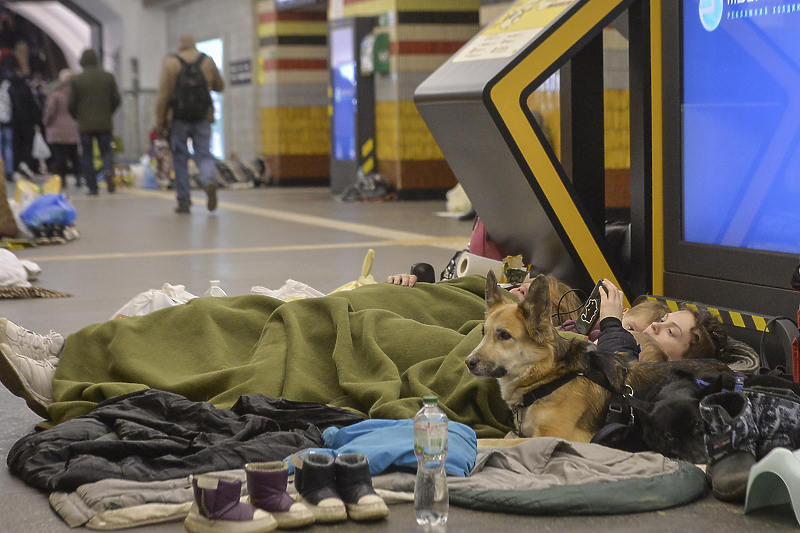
[509,280,533,300]
[642,310,695,361]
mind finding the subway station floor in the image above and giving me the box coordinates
[1,184,798,532]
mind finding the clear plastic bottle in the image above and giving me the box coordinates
[413,395,449,526]
[203,280,227,297]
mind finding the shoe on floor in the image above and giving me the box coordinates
[106,175,116,193]
[334,453,389,521]
[206,182,218,212]
[185,474,277,533]
[246,461,315,529]
[0,343,56,419]
[175,205,191,214]
[0,318,63,361]
[291,452,347,524]
[87,189,99,196]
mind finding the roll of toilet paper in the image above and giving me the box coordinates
[455,252,506,278]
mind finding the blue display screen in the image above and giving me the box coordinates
[683,0,800,254]
[332,61,357,161]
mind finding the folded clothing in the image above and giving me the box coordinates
[318,418,477,477]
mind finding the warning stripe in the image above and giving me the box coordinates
[645,296,774,333]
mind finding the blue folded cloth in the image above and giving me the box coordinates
[285,419,477,477]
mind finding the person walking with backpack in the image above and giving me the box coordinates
[68,49,121,195]
[155,34,224,214]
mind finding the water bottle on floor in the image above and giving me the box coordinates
[414,395,449,526]
[204,280,227,297]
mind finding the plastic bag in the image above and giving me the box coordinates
[19,194,76,229]
[0,248,31,287]
[14,176,61,203]
[112,283,198,319]
[329,249,377,293]
[32,130,51,160]
[251,279,326,301]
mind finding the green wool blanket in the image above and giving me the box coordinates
[50,276,514,436]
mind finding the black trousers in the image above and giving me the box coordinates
[50,143,81,185]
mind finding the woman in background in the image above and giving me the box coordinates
[42,69,80,187]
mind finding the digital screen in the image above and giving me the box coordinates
[682,0,800,254]
[331,27,356,161]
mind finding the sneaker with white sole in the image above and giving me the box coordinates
[0,318,64,361]
[0,343,56,419]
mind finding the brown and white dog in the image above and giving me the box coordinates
[465,271,730,442]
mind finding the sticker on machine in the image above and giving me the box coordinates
[452,29,541,62]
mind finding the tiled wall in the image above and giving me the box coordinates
[257,0,329,183]
[332,0,480,193]
[164,0,259,163]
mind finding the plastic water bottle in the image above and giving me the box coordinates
[203,280,227,297]
[414,396,449,526]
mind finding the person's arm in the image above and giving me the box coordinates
[595,279,639,361]
[206,57,224,93]
[42,92,57,128]
[67,80,77,118]
[109,75,121,112]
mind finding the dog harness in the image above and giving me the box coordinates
[511,366,623,435]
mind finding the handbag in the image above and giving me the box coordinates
[32,130,51,160]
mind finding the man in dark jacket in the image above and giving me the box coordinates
[68,49,121,195]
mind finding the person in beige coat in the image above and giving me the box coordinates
[43,69,81,187]
[156,34,224,214]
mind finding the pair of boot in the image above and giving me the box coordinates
[185,462,314,533]
[700,388,800,502]
[291,451,389,523]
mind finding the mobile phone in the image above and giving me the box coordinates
[574,280,607,335]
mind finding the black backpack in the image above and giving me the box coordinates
[170,53,213,122]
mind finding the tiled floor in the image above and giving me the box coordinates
[0,184,797,532]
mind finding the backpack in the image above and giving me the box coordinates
[0,80,11,124]
[169,53,212,122]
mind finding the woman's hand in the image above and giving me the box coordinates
[387,273,417,287]
[598,279,624,323]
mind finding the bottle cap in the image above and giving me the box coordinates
[423,396,438,403]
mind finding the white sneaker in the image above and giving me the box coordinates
[0,343,55,419]
[0,318,64,361]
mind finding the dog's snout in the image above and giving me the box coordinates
[465,355,478,372]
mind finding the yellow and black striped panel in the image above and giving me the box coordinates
[645,296,775,333]
[485,0,634,306]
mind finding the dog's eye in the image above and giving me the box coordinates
[497,330,512,341]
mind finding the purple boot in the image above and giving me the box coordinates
[184,473,277,533]
[245,462,314,529]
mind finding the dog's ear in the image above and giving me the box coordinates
[518,274,551,335]
[484,270,506,310]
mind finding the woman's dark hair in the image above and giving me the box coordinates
[680,304,728,360]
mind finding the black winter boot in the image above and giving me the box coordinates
[699,391,758,502]
[334,453,388,521]
[291,452,347,524]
